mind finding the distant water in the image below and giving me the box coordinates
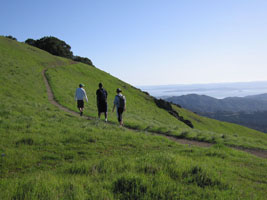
[139,81,267,99]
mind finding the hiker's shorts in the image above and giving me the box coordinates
[97,102,108,113]
[77,100,84,108]
[117,107,124,122]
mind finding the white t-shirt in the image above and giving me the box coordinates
[75,88,88,102]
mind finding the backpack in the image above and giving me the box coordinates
[98,89,107,103]
[118,95,125,108]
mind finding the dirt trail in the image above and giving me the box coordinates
[42,69,267,159]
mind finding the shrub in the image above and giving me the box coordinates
[154,98,194,128]
[5,35,17,41]
[183,166,228,189]
[113,176,147,200]
[29,36,73,59]
[73,56,93,66]
[25,38,36,46]
[15,138,34,146]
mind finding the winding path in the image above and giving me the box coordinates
[42,68,267,159]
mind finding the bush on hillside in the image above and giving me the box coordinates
[25,36,73,59]
[73,56,93,66]
[154,98,194,128]
[25,36,94,66]
[113,176,147,199]
[25,38,36,46]
[37,36,73,58]
[154,99,172,111]
[5,35,17,41]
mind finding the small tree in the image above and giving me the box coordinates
[5,35,17,41]
[24,36,94,66]
[73,56,93,66]
[25,38,36,46]
[34,36,73,59]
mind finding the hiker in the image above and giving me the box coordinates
[96,83,108,122]
[112,88,126,126]
[75,83,88,116]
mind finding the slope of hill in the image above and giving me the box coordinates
[244,93,267,101]
[1,36,267,199]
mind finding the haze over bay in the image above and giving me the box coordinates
[139,81,267,99]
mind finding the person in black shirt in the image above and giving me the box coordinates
[96,83,108,122]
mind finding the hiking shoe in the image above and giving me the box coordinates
[105,119,107,122]
[80,112,83,116]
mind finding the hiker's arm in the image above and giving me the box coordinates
[96,90,98,104]
[84,90,88,102]
[112,96,117,112]
[124,97,126,111]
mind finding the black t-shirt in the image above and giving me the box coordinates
[96,88,108,104]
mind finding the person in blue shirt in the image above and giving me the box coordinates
[75,84,88,116]
[112,88,126,126]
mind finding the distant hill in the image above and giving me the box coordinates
[204,110,267,133]
[165,93,267,113]
[244,93,267,101]
[165,94,267,132]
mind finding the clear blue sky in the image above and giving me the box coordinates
[1,0,267,86]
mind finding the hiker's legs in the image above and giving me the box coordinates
[80,107,84,116]
[104,102,108,121]
[117,108,123,126]
[98,103,108,121]
[77,100,84,116]
[104,112,107,121]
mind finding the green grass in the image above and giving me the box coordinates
[1,36,267,199]
[46,63,188,130]
[46,58,267,150]
[172,105,267,149]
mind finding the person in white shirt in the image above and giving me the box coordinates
[75,83,88,116]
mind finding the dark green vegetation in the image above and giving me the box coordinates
[25,36,93,66]
[1,36,267,199]
[4,35,17,41]
[165,94,267,133]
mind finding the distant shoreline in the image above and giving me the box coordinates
[139,81,267,99]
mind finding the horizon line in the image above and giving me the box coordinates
[136,80,267,88]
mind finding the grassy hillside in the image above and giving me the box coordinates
[166,94,267,133]
[172,106,267,149]
[46,63,188,130]
[1,36,267,199]
[47,60,267,150]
